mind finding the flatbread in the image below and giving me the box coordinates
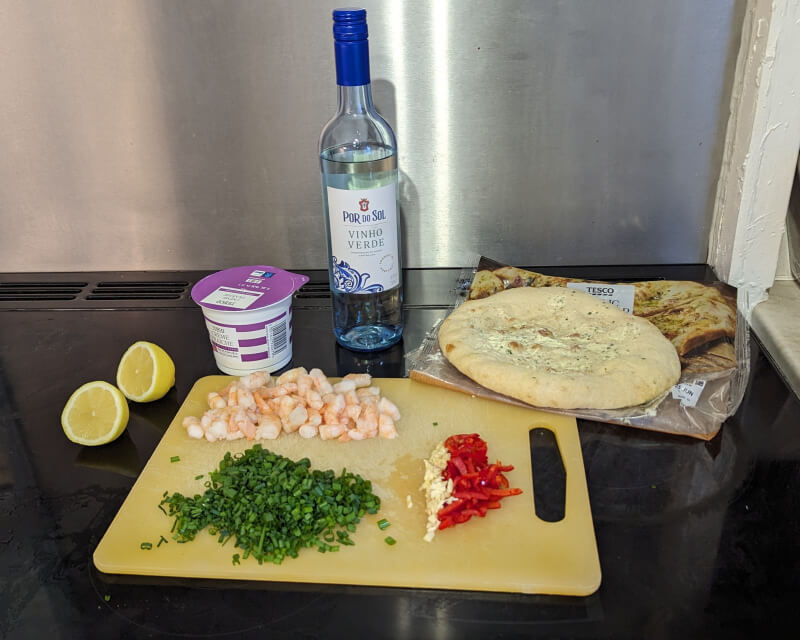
[632,280,736,355]
[468,265,737,360]
[681,341,737,374]
[439,286,681,410]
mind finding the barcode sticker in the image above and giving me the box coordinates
[269,320,288,355]
[566,283,635,314]
[671,380,707,407]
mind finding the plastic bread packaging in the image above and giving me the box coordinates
[407,256,750,441]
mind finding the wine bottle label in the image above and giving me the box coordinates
[327,182,399,293]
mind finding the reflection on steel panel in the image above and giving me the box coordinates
[0,0,742,271]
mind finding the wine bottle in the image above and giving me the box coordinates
[319,7,404,352]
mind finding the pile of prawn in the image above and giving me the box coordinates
[182,367,400,443]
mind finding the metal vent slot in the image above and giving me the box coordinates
[295,282,332,299]
[0,281,87,301]
[86,293,183,300]
[94,281,189,288]
[86,281,189,301]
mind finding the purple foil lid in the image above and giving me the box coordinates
[190,266,310,312]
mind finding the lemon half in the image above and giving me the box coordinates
[61,381,130,446]
[116,341,176,403]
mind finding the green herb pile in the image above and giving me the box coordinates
[160,444,380,565]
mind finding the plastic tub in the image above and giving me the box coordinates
[190,266,309,376]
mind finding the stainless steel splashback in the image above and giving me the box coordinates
[0,0,743,272]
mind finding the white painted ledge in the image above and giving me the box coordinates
[751,279,800,398]
[708,0,800,319]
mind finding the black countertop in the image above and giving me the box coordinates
[1,267,799,639]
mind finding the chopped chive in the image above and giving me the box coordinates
[377,519,390,530]
[232,554,240,566]
[157,504,168,516]
[140,542,153,550]
[157,535,168,547]
[158,444,381,565]
[433,422,439,426]
[104,594,111,602]
[194,474,204,480]
[170,456,180,463]
[384,536,397,546]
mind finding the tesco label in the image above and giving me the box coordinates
[566,282,635,314]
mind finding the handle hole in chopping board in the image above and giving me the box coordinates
[529,427,566,522]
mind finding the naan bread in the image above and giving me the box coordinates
[439,287,681,410]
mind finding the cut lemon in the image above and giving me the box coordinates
[116,341,176,402]
[61,381,129,446]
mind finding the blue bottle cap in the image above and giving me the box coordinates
[333,8,368,42]
[332,8,370,86]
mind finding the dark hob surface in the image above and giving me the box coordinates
[1,267,798,639]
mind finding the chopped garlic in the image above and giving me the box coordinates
[420,440,455,542]
[406,494,413,509]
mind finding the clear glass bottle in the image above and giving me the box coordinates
[319,8,403,352]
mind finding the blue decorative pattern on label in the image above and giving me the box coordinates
[332,257,384,293]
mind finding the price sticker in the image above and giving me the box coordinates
[566,283,635,314]
[200,286,263,310]
[670,380,707,407]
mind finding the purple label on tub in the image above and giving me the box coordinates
[211,341,238,353]
[241,351,270,362]
[191,266,309,312]
[204,310,288,331]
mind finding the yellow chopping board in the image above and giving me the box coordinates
[94,377,601,595]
